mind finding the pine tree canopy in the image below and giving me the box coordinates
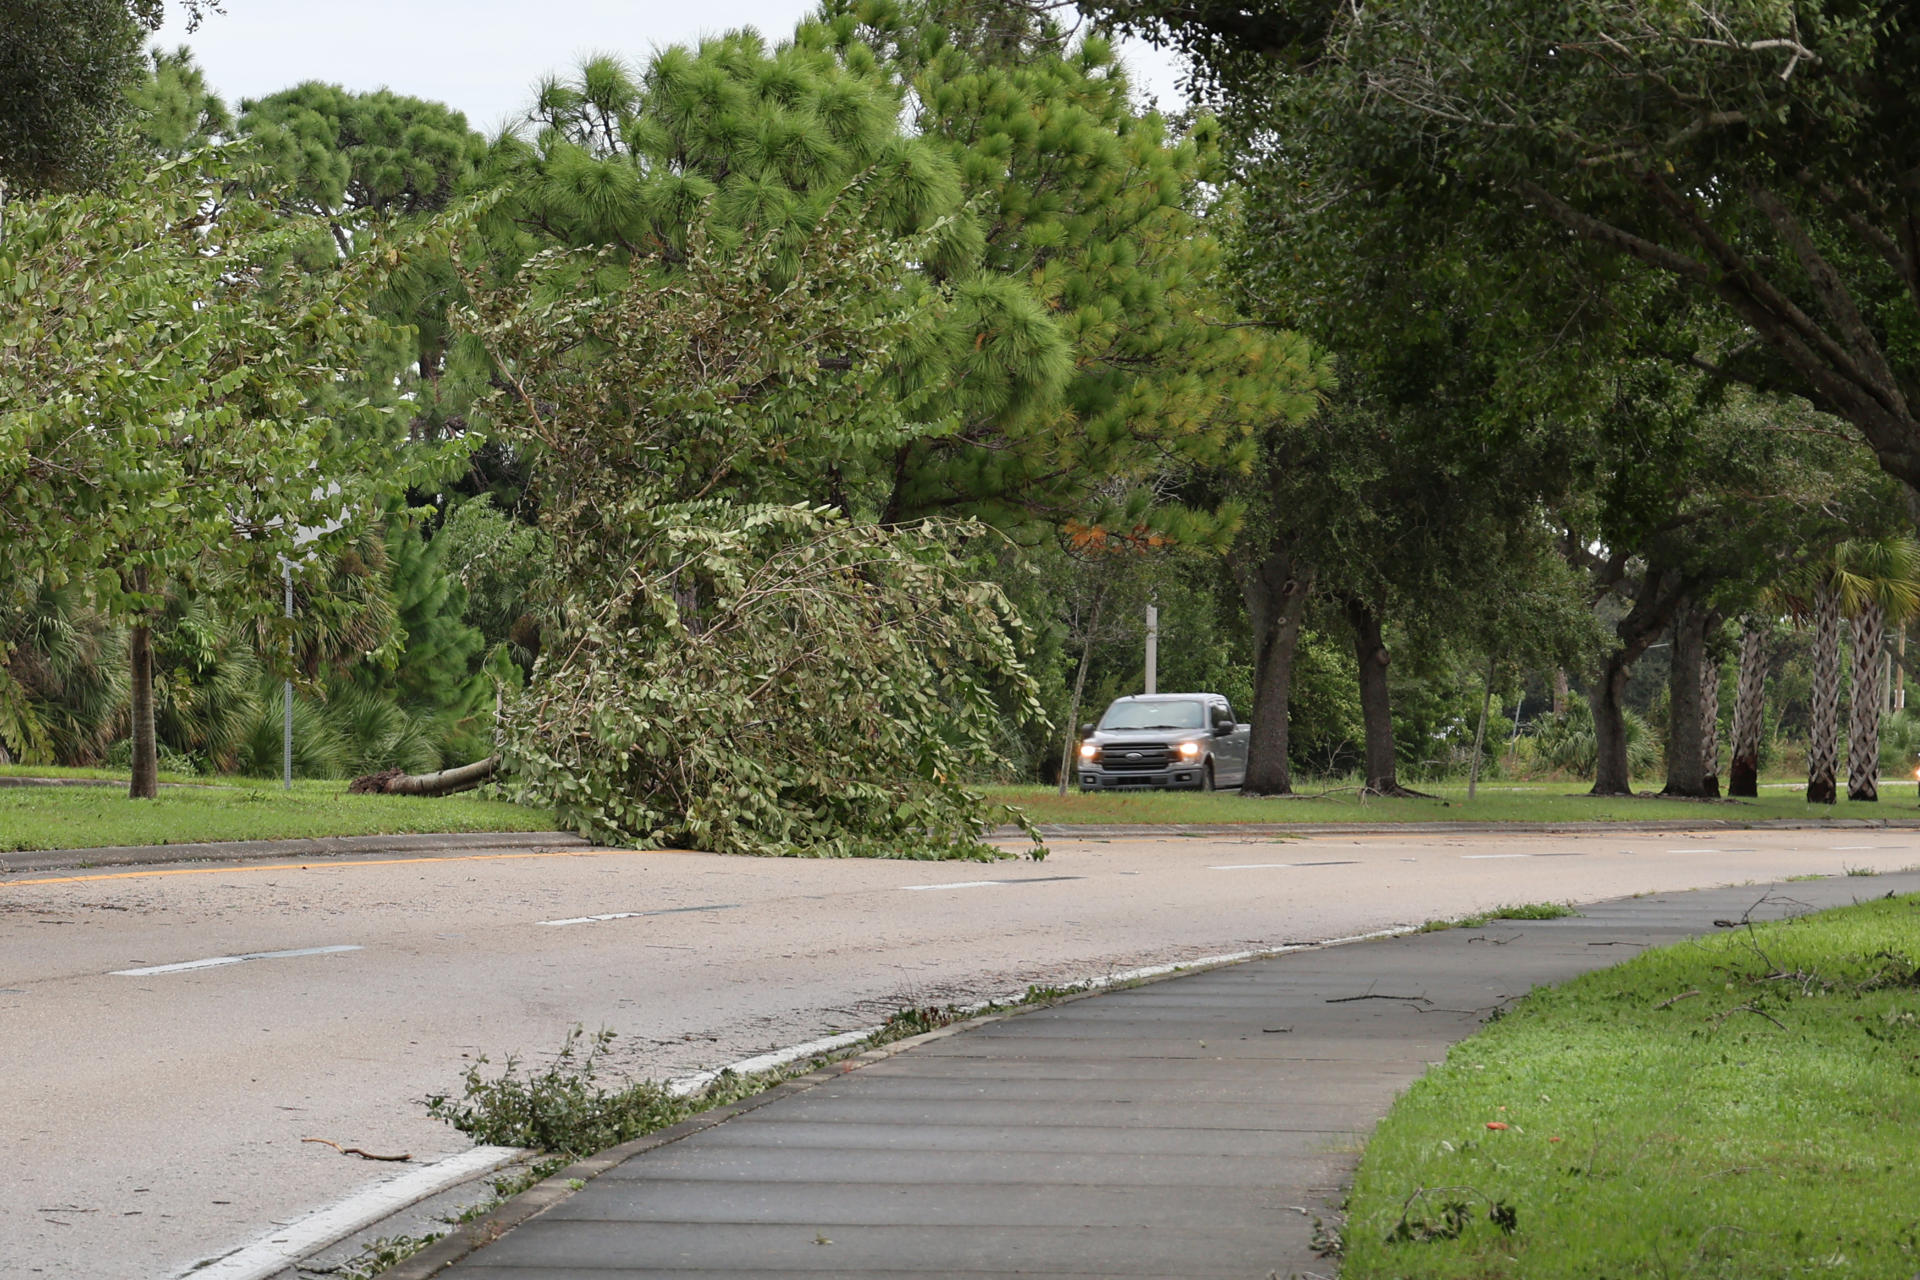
[239,83,487,231]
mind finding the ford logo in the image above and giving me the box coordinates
[1126,752,1141,759]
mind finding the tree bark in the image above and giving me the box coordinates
[1343,593,1408,797]
[1237,547,1311,796]
[1699,632,1722,798]
[349,756,498,796]
[1661,605,1709,797]
[1727,619,1767,797]
[1590,565,1688,797]
[1591,649,1636,796]
[1551,668,1569,717]
[129,618,158,800]
[1806,582,1842,804]
[1467,654,1495,800]
[1848,603,1886,801]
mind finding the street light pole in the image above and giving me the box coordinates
[1144,603,1158,695]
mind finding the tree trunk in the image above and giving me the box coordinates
[1057,587,1105,797]
[1590,649,1635,796]
[348,756,498,796]
[1661,605,1709,797]
[1848,603,1885,801]
[1238,548,1310,796]
[1343,593,1407,797]
[1551,667,1569,717]
[1727,619,1767,798]
[1467,654,1495,800]
[1806,582,1841,804]
[1592,565,1691,797]
[1699,634,1722,798]
[129,618,158,800]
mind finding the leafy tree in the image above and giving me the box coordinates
[0,156,454,797]
[1090,0,1920,493]
[459,201,1042,856]
[1,0,148,192]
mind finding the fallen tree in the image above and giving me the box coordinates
[348,755,497,797]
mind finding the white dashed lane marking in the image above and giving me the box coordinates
[539,904,740,926]
[902,876,1086,892]
[112,945,361,977]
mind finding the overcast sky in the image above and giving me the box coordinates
[154,1,1190,135]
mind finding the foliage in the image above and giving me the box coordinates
[433,497,548,665]
[425,1026,765,1158]
[0,0,151,190]
[0,153,464,794]
[462,200,1043,857]
[812,0,1328,532]
[126,44,230,158]
[1519,700,1661,781]
[1097,0,1920,494]
[1340,893,1920,1277]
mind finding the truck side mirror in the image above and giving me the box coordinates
[1079,723,1095,737]
[1212,723,1233,737]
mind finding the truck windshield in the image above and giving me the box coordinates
[1100,700,1205,730]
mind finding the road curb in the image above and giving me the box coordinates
[991,815,1920,839]
[0,831,591,875]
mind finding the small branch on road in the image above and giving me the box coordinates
[1327,992,1431,1005]
[302,1137,412,1162]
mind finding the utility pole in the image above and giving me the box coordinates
[1144,603,1158,695]
[282,557,294,791]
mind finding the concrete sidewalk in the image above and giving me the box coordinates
[394,870,1920,1280]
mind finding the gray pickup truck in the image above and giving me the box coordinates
[1075,693,1249,791]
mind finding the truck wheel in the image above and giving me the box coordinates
[1200,761,1215,792]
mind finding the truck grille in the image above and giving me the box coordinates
[1102,743,1171,771]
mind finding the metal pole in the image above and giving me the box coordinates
[282,558,293,791]
[1144,604,1158,695]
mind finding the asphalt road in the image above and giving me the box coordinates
[2,827,1915,1278]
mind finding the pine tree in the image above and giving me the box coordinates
[814,0,1327,532]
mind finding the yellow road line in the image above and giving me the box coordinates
[1,847,650,888]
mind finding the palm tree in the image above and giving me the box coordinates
[1838,539,1920,801]
[1782,538,1920,804]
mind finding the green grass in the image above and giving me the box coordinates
[990,779,1920,827]
[1418,902,1579,932]
[1339,893,1920,1278]
[0,768,555,852]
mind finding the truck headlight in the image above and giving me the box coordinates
[1177,741,1201,759]
[1079,741,1098,760]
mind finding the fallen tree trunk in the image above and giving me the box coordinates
[348,756,498,797]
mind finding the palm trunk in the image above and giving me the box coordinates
[1343,593,1406,797]
[1662,606,1708,796]
[1727,619,1767,798]
[1238,548,1310,796]
[1848,603,1885,801]
[1699,628,1721,797]
[129,619,158,800]
[1806,582,1841,804]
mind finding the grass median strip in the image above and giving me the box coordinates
[0,771,553,852]
[1338,891,1920,1278]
